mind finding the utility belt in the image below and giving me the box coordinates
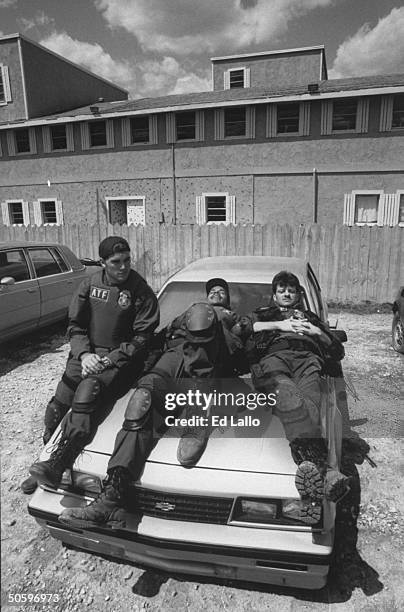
[254,336,322,358]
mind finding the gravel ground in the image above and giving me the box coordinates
[1,313,403,612]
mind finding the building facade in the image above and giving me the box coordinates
[1,37,403,229]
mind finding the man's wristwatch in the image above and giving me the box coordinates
[100,356,113,369]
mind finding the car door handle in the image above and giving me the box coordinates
[27,288,37,293]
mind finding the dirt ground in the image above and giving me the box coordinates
[1,312,403,612]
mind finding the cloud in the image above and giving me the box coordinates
[0,0,17,7]
[329,7,404,78]
[39,31,211,98]
[40,32,134,89]
[18,11,55,32]
[95,0,337,55]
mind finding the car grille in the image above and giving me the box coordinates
[130,486,233,524]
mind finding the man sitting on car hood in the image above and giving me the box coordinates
[57,301,238,529]
[234,270,350,524]
[26,236,159,493]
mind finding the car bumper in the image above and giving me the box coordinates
[29,487,333,590]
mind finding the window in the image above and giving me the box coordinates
[51,125,67,150]
[130,116,149,143]
[196,193,235,224]
[28,248,65,278]
[0,64,11,104]
[15,128,30,153]
[81,120,114,149]
[176,111,196,140]
[224,107,246,137]
[398,193,404,226]
[1,200,29,226]
[107,197,146,226]
[354,193,379,224]
[32,199,64,225]
[0,250,30,282]
[89,120,107,147]
[224,67,250,89]
[9,202,24,224]
[277,103,300,134]
[332,98,357,131]
[392,94,404,129]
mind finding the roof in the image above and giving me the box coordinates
[0,241,62,248]
[163,256,308,285]
[2,72,403,129]
[211,45,325,62]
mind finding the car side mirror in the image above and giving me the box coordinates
[331,329,347,343]
[0,276,16,286]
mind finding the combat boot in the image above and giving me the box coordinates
[58,468,129,529]
[29,436,83,489]
[290,437,350,503]
[177,425,211,467]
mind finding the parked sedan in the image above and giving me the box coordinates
[392,286,404,353]
[0,242,95,343]
[28,256,347,590]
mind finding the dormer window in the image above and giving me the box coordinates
[224,67,250,90]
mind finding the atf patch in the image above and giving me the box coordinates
[118,290,132,310]
[90,286,110,301]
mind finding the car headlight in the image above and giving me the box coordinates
[231,497,322,527]
[59,470,103,497]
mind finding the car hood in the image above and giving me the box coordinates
[86,390,296,476]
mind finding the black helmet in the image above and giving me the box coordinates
[184,303,218,343]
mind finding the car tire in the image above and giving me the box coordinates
[392,314,404,354]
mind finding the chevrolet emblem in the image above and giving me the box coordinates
[155,501,176,512]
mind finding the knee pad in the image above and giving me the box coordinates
[72,377,102,413]
[123,387,151,430]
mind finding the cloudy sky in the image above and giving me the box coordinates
[1,0,403,99]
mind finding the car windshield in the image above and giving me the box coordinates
[158,281,274,329]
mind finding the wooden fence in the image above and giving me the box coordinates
[1,223,403,303]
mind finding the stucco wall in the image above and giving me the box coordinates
[0,38,26,122]
[212,50,323,90]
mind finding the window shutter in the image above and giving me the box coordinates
[196,196,205,224]
[66,123,74,151]
[55,200,64,225]
[356,98,369,133]
[214,109,224,140]
[246,106,255,139]
[106,119,114,147]
[379,95,393,132]
[28,128,37,154]
[1,201,10,226]
[226,195,236,224]
[195,110,205,141]
[22,201,30,225]
[7,131,16,156]
[381,193,399,226]
[80,122,90,150]
[244,67,251,88]
[121,117,131,147]
[149,115,158,144]
[42,126,52,153]
[224,70,230,90]
[343,193,355,226]
[299,102,310,136]
[321,100,333,135]
[166,113,176,143]
[266,104,277,137]
[32,200,42,226]
[1,65,12,101]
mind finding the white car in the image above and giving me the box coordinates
[28,256,347,590]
